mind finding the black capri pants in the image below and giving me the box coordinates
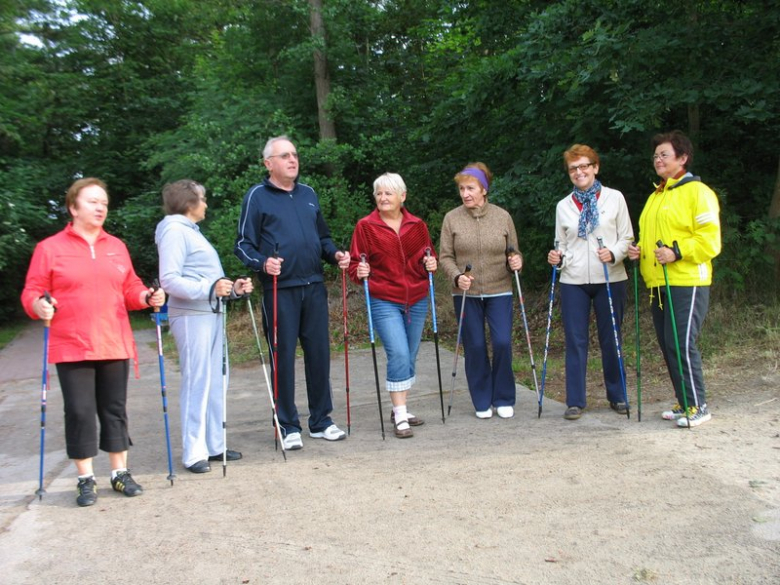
[55,360,131,460]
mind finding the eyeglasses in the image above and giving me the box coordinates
[652,152,674,162]
[267,151,299,161]
[567,162,595,174]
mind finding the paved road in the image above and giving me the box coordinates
[1,322,778,584]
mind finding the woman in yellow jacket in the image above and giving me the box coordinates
[628,130,721,427]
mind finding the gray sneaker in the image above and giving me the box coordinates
[677,405,712,428]
[564,406,582,420]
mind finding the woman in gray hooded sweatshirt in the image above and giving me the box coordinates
[155,180,253,473]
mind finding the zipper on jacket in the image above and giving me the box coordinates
[395,229,411,311]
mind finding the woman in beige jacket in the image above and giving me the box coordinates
[439,162,522,419]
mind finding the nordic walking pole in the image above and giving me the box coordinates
[540,240,560,419]
[633,243,642,422]
[507,246,541,416]
[597,237,630,419]
[361,253,385,439]
[272,243,279,450]
[341,263,352,435]
[151,279,176,485]
[220,294,229,476]
[657,240,691,430]
[36,291,53,500]
[247,294,287,461]
[447,264,472,417]
[425,248,445,424]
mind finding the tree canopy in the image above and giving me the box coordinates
[1,0,778,322]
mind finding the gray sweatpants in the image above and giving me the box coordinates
[169,312,226,466]
[651,286,710,409]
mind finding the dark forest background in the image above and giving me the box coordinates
[2,0,778,323]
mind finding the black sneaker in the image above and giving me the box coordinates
[76,476,98,507]
[111,470,144,497]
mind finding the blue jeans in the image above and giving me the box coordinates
[370,297,429,391]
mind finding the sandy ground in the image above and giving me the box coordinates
[1,322,778,584]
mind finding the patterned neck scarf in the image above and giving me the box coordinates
[573,179,601,239]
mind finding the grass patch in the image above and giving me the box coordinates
[130,311,159,331]
[0,321,26,351]
[128,273,780,408]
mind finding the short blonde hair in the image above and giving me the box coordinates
[373,172,407,197]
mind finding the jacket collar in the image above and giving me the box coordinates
[365,207,418,226]
[263,176,298,193]
[465,201,490,219]
[65,222,107,243]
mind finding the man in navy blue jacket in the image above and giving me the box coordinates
[235,135,350,450]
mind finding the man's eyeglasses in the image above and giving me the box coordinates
[267,152,299,161]
[567,162,595,174]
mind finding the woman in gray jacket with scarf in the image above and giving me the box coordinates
[547,145,634,421]
[156,180,253,473]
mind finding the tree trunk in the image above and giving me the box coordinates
[309,0,337,142]
[770,154,780,282]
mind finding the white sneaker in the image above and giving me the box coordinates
[496,406,514,419]
[282,432,303,450]
[662,403,685,420]
[475,408,493,419]
[309,424,346,441]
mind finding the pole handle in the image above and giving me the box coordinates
[42,291,53,327]
[597,236,604,249]
[152,278,161,313]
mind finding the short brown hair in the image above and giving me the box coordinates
[563,144,600,170]
[65,177,107,211]
[162,180,205,216]
[652,130,693,169]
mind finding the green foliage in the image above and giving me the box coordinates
[0,159,62,322]
[108,189,162,284]
[715,208,780,296]
[2,0,780,326]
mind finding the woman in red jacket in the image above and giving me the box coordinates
[21,178,165,507]
[349,173,437,438]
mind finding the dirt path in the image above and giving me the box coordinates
[0,323,778,584]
